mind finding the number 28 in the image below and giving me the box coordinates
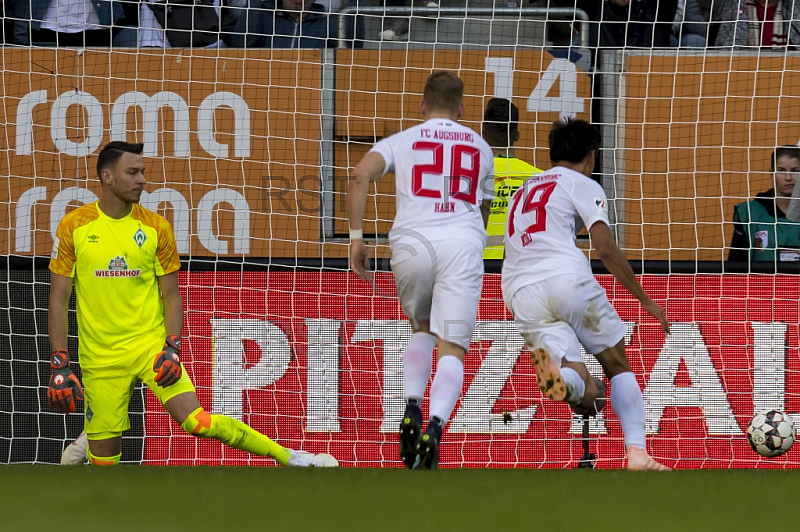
[411,141,480,204]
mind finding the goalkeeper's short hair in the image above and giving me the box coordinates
[483,97,519,148]
[96,141,145,177]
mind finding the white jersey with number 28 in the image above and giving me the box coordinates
[369,118,494,247]
[502,166,610,306]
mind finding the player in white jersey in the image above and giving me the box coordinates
[503,119,671,471]
[348,71,494,469]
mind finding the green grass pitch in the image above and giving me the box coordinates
[1,465,796,531]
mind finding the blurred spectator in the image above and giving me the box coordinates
[378,0,438,41]
[119,0,140,28]
[3,0,13,43]
[224,0,338,48]
[536,0,598,47]
[315,0,344,13]
[10,0,123,46]
[703,0,800,48]
[590,0,676,48]
[670,0,709,47]
[729,146,800,262]
[139,0,238,48]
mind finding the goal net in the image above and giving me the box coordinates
[1,1,798,468]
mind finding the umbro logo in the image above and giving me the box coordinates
[88,235,100,243]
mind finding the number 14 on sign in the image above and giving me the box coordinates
[485,57,586,120]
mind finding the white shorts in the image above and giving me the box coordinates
[510,273,626,365]
[390,236,484,350]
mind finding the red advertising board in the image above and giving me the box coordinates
[144,272,800,469]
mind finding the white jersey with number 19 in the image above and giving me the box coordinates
[369,118,494,246]
[502,166,610,306]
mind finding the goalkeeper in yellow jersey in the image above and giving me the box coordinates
[49,141,337,467]
[482,98,542,260]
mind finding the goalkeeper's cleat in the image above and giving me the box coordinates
[530,348,567,402]
[399,401,422,469]
[625,447,672,471]
[413,418,442,470]
[287,449,339,468]
[60,432,88,465]
[310,453,339,467]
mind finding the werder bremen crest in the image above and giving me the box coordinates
[133,228,147,248]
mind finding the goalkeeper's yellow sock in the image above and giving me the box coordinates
[181,407,292,466]
[86,447,121,466]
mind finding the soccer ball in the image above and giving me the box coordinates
[746,410,796,457]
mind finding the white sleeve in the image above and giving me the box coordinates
[572,179,610,230]
[368,136,395,176]
[479,144,495,201]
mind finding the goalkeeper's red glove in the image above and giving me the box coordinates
[47,349,84,414]
[153,335,182,387]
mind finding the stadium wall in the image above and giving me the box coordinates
[6,49,800,261]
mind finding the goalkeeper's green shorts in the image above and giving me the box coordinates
[81,338,195,439]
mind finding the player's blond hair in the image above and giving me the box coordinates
[423,71,464,115]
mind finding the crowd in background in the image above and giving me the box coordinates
[3,0,799,263]
[588,0,800,49]
[1,0,799,49]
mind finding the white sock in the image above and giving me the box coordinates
[403,332,436,403]
[610,372,647,449]
[428,355,464,424]
[561,367,585,405]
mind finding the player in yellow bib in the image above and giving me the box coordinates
[482,98,542,259]
[48,141,337,467]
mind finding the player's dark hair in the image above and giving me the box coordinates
[96,141,144,177]
[771,146,800,172]
[423,71,463,115]
[548,118,601,164]
[482,98,518,148]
